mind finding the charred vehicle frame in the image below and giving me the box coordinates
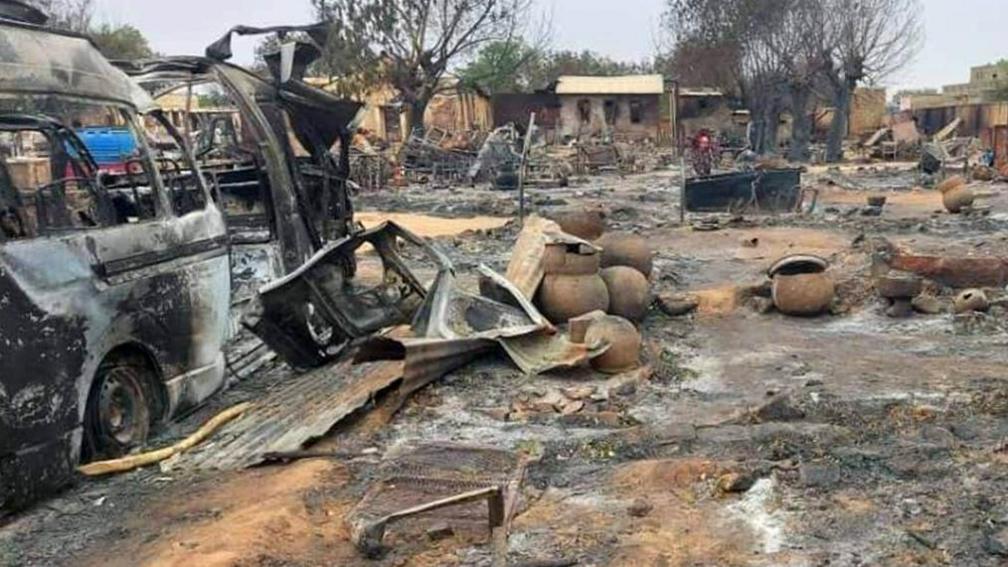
[0,3,232,509]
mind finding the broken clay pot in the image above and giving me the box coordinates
[874,272,923,300]
[537,273,610,323]
[600,266,651,321]
[772,273,835,316]
[942,185,975,214]
[597,232,654,277]
[584,314,642,374]
[954,289,989,314]
[550,208,606,241]
[866,195,887,208]
[912,294,945,315]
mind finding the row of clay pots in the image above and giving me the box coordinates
[537,228,654,324]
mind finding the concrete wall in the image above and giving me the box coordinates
[849,88,887,137]
[557,94,661,141]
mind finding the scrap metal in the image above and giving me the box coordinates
[347,443,528,558]
[683,169,806,213]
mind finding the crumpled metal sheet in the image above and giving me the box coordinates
[504,215,597,299]
[182,359,404,470]
[356,262,598,380]
[498,330,605,375]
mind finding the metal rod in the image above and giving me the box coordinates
[518,112,536,226]
[679,156,687,225]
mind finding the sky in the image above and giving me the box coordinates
[92,0,1004,94]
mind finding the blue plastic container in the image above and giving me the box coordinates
[76,127,138,166]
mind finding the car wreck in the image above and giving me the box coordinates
[0,5,231,508]
[115,24,364,330]
[0,12,369,509]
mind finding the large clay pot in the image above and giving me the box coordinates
[942,185,975,213]
[542,246,601,276]
[772,273,835,316]
[584,315,642,374]
[597,232,653,277]
[600,266,651,321]
[936,175,966,195]
[550,208,606,241]
[537,274,610,323]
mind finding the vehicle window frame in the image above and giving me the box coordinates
[144,108,216,216]
[0,94,182,237]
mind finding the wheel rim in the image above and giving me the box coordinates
[96,367,144,447]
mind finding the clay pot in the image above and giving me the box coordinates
[874,272,923,300]
[597,232,653,277]
[550,208,606,241]
[771,273,835,316]
[867,195,887,208]
[942,185,975,213]
[953,289,989,314]
[584,315,642,374]
[600,266,651,321]
[936,175,966,195]
[537,274,610,323]
[542,246,601,276]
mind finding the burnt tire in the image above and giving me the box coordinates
[83,364,151,462]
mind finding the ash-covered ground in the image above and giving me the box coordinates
[3,163,1008,567]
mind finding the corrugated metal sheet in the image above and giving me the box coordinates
[182,359,404,470]
[555,74,664,95]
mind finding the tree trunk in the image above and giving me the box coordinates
[788,85,812,162]
[407,96,432,136]
[825,83,852,163]
[760,104,780,154]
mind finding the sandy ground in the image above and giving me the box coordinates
[356,211,510,237]
[3,163,1008,567]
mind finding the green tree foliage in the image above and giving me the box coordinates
[459,41,652,94]
[457,40,538,93]
[90,23,153,60]
[28,0,155,61]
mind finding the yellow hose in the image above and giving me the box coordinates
[78,402,253,477]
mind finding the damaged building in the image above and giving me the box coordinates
[551,74,667,142]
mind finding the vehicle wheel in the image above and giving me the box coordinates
[83,364,151,461]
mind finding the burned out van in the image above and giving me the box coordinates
[0,3,231,508]
[117,25,365,336]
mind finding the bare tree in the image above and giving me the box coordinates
[761,0,831,161]
[312,0,545,132]
[820,0,923,161]
[662,0,793,152]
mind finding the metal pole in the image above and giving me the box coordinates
[679,156,687,225]
[518,112,536,226]
[183,81,194,153]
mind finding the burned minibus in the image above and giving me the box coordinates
[117,25,365,335]
[0,3,232,508]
